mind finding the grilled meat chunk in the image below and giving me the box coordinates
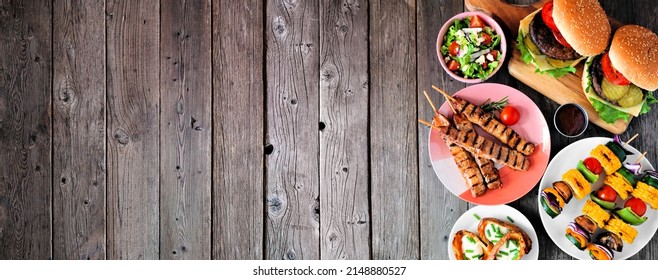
[452,98,535,156]
[449,143,487,197]
[435,114,530,171]
[454,114,502,189]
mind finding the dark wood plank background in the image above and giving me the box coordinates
[0,0,656,260]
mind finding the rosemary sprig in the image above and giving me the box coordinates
[481,96,509,112]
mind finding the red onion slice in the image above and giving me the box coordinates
[624,162,642,175]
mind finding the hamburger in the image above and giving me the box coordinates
[583,25,658,123]
[517,0,610,77]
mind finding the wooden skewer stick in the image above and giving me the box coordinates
[635,151,647,164]
[431,85,456,102]
[418,119,441,130]
[624,133,639,146]
[423,91,438,114]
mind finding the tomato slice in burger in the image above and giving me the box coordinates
[470,15,485,28]
[541,1,559,32]
[552,30,571,48]
[601,52,631,85]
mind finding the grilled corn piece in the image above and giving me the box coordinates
[631,181,658,209]
[604,172,634,200]
[562,169,591,200]
[582,199,611,228]
[590,145,622,175]
[604,218,637,244]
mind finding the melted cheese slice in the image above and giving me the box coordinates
[518,9,586,72]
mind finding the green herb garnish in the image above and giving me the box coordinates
[465,249,474,253]
[497,251,509,256]
[481,96,508,112]
[467,236,476,244]
[473,213,481,220]
[506,216,515,223]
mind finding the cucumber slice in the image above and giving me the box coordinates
[617,168,637,186]
[524,35,541,55]
[606,142,627,162]
[547,57,576,68]
[642,175,658,189]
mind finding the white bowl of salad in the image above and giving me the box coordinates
[437,11,507,83]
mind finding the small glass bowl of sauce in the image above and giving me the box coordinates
[554,103,588,137]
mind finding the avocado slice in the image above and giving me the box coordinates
[577,161,599,183]
[615,207,647,226]
[540,195,560,218]
[590,192,616,210]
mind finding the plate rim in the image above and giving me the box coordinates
[447,204,540,260]
[537,136,656,260]
[427,83,551,205]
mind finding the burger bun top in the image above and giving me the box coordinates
[553,0,610,56]
[608,25,658,91]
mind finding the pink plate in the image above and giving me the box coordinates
[428,83,551,205]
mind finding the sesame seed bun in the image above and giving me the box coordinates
[552,0,610,56]
[608,25,658,91]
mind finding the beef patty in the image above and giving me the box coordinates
[589,55,606,99]
[529,12,581,61]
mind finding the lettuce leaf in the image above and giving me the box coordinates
[640,91,658,115]
[515,32,576,78]
[590,98,631,123]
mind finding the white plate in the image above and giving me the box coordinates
[448,205,539,260]
[538,137,657,260]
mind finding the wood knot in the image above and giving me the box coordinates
[59,88,73,103]
[286,251,296,260]
[272,16,287,36]
[329,234,338,242]
[264,144,274,155]
[337,25,348,33]
[113,129,129,145]
[268,197,283,214]
[319,122,326,131]
[313,197,320,222]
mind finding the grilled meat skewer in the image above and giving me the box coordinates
[434,114,530,171]
[449,143,487,197]
[451,97,535,156]
[453,113,503,189]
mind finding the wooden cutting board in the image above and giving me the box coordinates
[465,0,630,134]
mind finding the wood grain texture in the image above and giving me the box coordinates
[265,0,320,260]
[417,0,468,260]
[52,0,106,260]
[319,0,370,260]
[0,0,52,260]
[213,0,265,260]
[106,0,160,259]
[160,0,212,260]
[369,0,419,259]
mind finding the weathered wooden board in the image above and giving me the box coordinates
[160,0,212,260]
[106,0,160,259]
[265,0,321,260]
[212,0,265,260]
[52,0,106,260]
[0,0,53,260]
[319,0,370,260]
[416,0,469,260]
[465,0,630,134]
[369,0,419,259]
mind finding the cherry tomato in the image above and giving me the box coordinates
[625,198,647,216]
[499,106,520,126]
[447,60,461,71]
[489,50,499,60]
[601,52,631,85]
[552,30,571,48]
[482,62,489,69]
[583,157,603,175]
[449,41,460,56]
[541,1,559,32]
[481,33,492,45]
[470,15,485,28]
[597,185,617,202]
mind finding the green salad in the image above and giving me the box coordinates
[440,15,502,80]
